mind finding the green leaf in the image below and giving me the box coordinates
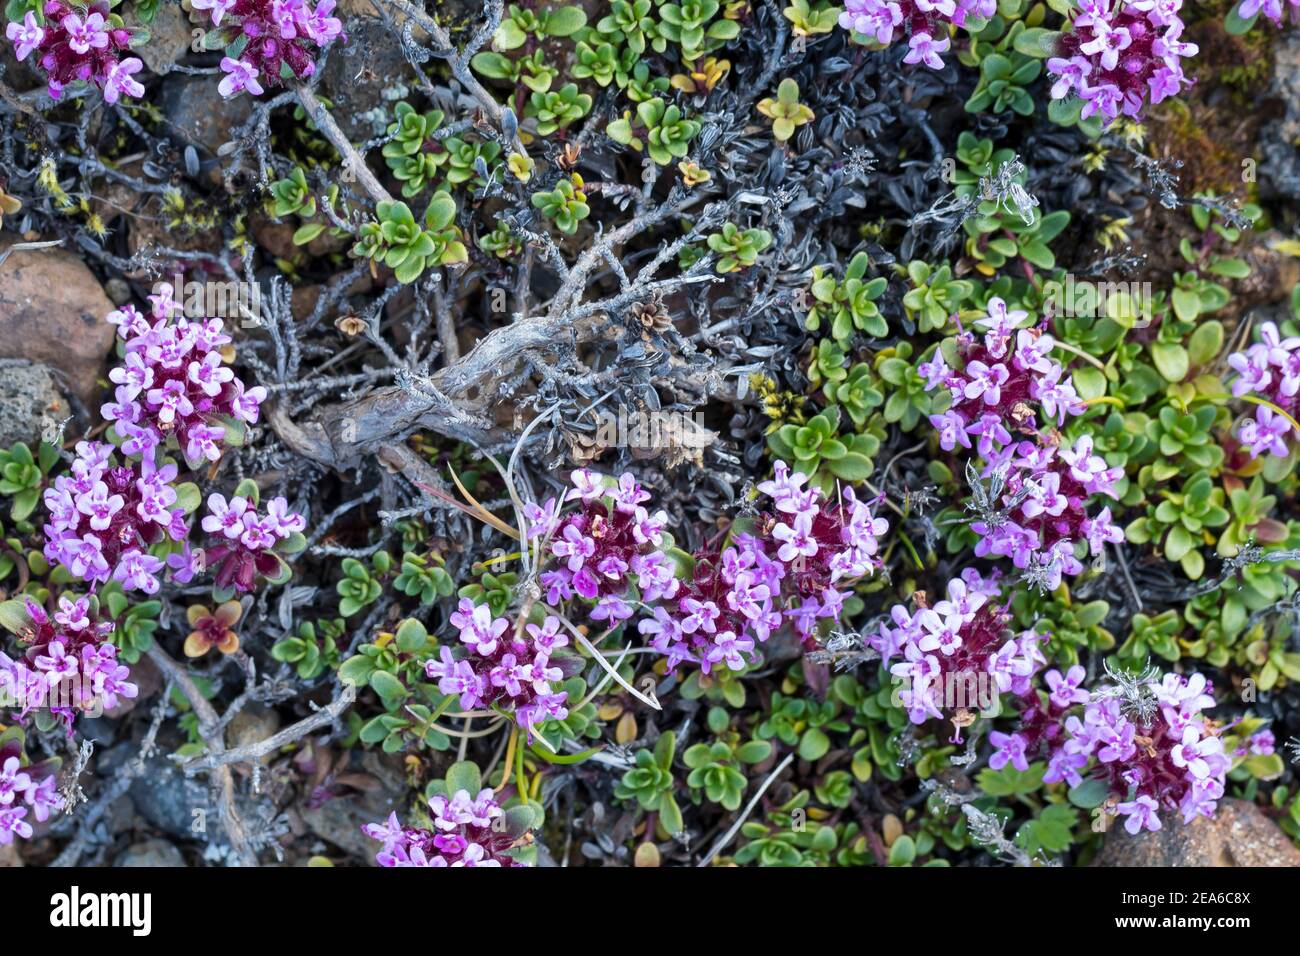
[1012,27,1060,58]
[1187,320,1224,366]
[337,654,376,686]
[976,762,1046,796]
[369,669,408,704]
[1224,5,1258,35]
[234,477,261,507]
[1150,342,1189,382]
[292,222,326,245]
[445,761,482,795]
[1171,287,1201,322]
[0,598,32,635]
[659,794,684,836]
[543,6,587,36]
[1067,778,1109,809]
[394,617,428,653]
[888,834,916,866]
[798,728,830,761]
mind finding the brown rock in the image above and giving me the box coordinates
[1095,798,1300,867]
[124,1,194,76]
[0,238,117,407]
[0,842,23,867]
[226,704,282,765]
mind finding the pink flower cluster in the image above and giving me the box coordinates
[0,596,137,727]
[1226,320,1300,459]
[927,299,1123,589]
[0,739,59,846]
[6,2,144,103]
[641,460,889,673]
[104,289,265,468]
[928,298,1086,453]
[1034,669,1227,833]
[528,469,680,628]
[425,604,570,737]
[875,570,1045,730]
[43,441,189,594]
[45,301,296,597]
[1046,0,1197,125]
[362,789,524,867]
[192,0,344,98]
[839,0,995,70]
[1233,0,1299,26]
[201,493,304,594]
[970,433,1125,589]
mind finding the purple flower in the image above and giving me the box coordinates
[1116,794,1162,834]
[988,731,1030,771]
[1238,406,1291,459]
[218,57,264,98]
[903,31,949,70]
[6,12,44,60]
[193,0,238,25]
[102,56,143,104]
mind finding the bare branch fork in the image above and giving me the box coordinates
[180,684,358,773]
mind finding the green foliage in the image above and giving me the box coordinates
[392,551,455,605]
[271,618,346,679]
[805,251,888,341]
[1125,471,1230,579]
[0,441,58,523]
[767,404,879,492]
[757,78,814,142]
[900,261,975,333]
[875,341,951,431]
[707,223,772,273]
[756,691,848,761]
[825,363,885,428]
[531,174,591,235]
[656,0,740,61]
[683,736,771,810]
[607,97,702,165]
[614,731,684,834]
[336,552,390,617]
[526,83,593,136]
[353,196,468,284]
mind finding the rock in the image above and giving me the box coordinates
[76,716,118,748]
[160,74,252,166]
[299,752,405,862]
[1261,35,1300,201]
[0,360,70,447]
[317,18,413,142]
[226,704,281,765]
[115,839,186,867]
[128,757,227,844]
[124,2,194,76]
[104,277,134,306]
[1095,798,1300,867]
[0,842,23,867]
[0,238,117,407]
